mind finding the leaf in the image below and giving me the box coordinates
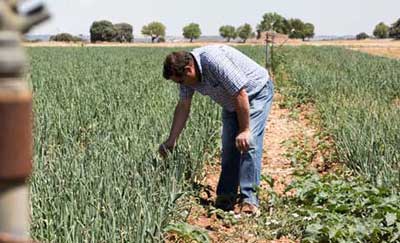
[305,223,323,235]
[386,213,397,226]
[261,174,275,188]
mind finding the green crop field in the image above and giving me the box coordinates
[28,46,400,242]
[28,47,225,242]
[275,46,400,187]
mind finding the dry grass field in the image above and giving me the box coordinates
[24,39,400,59]
[297,39,400,59]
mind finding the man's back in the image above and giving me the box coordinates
[180,45,269,111]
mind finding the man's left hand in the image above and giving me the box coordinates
[236,129,251,152]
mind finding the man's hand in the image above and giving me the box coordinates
[158,141,175,158]
[159,99,191,158]
[236,129,251,152]
[233,89,251,152]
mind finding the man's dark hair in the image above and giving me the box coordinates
[163,51,193,79]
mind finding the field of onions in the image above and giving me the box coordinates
[276,46,400,188]
[27,47,230,242]
[27,45,399,242]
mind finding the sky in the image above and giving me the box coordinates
[28,0,400,37]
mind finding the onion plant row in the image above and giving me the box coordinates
[28,47,222,242]
[274,46,400,188]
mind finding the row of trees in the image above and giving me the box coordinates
[88,12,315,43]
[357,18,400,40]
[50,15,400,43]
[51,12,315,43]
[256,12,315,40]
[373,19,400,39]
[140,21,203,43]
[87,20,256,43]
[219,24,255,43]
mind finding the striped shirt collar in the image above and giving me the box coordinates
[190,50,203,83]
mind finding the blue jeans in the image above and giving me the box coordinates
[217,80,274,207]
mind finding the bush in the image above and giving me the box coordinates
[356,32,369,40]
[50,33,82,42]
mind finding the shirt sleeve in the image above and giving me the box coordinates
[203,48,248,96]
[179,84,194,100]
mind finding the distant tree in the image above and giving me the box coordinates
[114,23,133,42]
[389,18,400,39]
[182,23,202,42]
[257,12,290,34]
[219,25,237,42]
[356,32,369,40]
[90,20,117,43]
[373,22,389,39]
[237,23,253,43]
[141,21,166,43]
[288,18,306,40]
[50,33,82,42]
[303,23,315,40]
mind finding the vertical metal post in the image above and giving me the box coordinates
[0,1,49,242]
[265,31,275,78]
[0,29,33,243]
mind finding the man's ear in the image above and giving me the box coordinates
[185,62,195,74]
[184,65,192,74]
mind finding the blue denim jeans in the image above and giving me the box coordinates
[217,80,274,207]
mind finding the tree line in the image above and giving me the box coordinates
[49,12,316,43]
[48,13,400,43]
[356,18,400,40]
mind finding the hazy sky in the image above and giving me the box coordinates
[29,0,399,37]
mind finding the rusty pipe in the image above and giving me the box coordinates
[0,1,49,241]
[0,31,32,242]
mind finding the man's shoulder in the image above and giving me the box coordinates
[193,44,224,54]
[192,45,225,64]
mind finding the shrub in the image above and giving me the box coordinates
[356,32,369,40]
[50,33,82,42]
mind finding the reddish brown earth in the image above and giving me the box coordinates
[179,92,336,242]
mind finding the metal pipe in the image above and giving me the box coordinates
[265,31,274,78]
[0,184,30,242]
[0,31,32,243]
[0,1,49,241]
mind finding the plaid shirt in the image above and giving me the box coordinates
[180,45,269,111]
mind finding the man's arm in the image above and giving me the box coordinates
[234,89,251,152]
[159,98,192,157]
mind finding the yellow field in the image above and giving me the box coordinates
[23,39,400,59]
[294,39,400,59]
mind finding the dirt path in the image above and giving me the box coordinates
[180,92,325,242]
